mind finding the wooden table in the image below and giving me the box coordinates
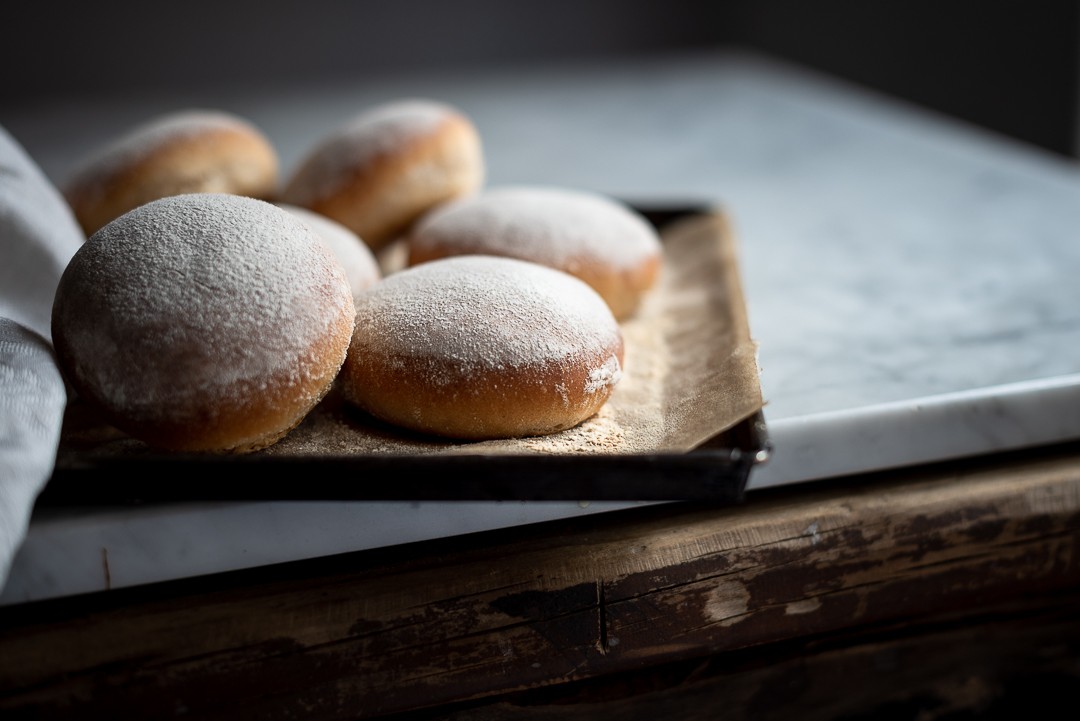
[2,442,1080,719]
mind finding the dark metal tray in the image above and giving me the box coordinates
[39,206,770,505]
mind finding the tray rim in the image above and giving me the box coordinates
[42,204,770,504]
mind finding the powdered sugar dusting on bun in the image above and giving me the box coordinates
[357,255,619,374]
[280,99,485,250]
[66,110,260,185]
[63,109,280,236]
[278,203,381,298]
[283,100,459,206]
[341,255,624,439]
[51,193,355,452]
[407,186,662,319]
[411,186,659,269]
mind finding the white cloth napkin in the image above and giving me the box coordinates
[0,124,84,589]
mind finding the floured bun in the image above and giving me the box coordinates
[278,204,381,299]
[281,99,484,251]
[407,186,662,319]
[341,255,623,440]
[51,193,355,453]
[64,109,279,236]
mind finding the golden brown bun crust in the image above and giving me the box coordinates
[51,193,354,453]
[344,344,624,440]
[341,255,624,440]
[64,111,279,236]
[406,187,662,320]
[281,100,484,251]
[568,252,662,321]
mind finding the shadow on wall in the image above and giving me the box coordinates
[4,0,1077,156]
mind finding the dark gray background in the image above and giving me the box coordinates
[4,1,1077,156]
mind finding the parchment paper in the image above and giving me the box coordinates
[56,211,763,460]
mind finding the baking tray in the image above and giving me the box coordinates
[39,205,770,505]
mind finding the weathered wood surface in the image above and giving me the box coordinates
[2,443,1080,719]
[431,591,1080,720]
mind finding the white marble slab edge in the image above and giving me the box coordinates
[5,372,1080,606]
[0,499,646,606]
[750,373,1080,489]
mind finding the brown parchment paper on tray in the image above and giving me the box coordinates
[56,210,763,460]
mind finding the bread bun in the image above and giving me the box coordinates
[51,193,354,453]
[278,204,381,299]
[407,186,661,319]
[63,110,279,236]
[341,255,623,440]
[281,99,484,251]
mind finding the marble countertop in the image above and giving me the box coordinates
[5,50,1080,604]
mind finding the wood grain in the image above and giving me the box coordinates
[2,444,1080,719]
[431,593,1080,720]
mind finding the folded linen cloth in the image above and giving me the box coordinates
[0,124,84,588]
